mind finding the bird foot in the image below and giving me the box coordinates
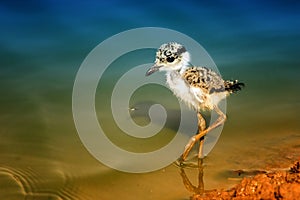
[175,155,204,168]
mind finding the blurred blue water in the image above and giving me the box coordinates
[1,1,299,71]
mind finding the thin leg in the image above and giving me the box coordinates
[181,112,206,161]
[182,106,226,161]
[197,113,206,159]
[198,112,206,131]
[198,139,204,159]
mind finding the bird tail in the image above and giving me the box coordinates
[224,80,245,94]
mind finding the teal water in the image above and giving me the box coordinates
[1,1,300,199]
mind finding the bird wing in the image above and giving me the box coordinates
[182,66,225,94]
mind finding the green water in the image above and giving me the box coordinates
[1,1,300,199]
[1,56,299,199]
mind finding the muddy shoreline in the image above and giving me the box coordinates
[192,161,300,200]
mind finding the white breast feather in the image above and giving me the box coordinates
[166,72,200,110]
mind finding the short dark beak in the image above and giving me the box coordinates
[145,65,161,76]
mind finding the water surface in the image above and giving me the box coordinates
[1,1,300,199]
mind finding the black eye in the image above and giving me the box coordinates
[167,56,175,63]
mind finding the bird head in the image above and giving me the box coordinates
[146,42,190,76]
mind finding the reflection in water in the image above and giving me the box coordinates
[179,160,205,198]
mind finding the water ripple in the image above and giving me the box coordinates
[0,165,80,200]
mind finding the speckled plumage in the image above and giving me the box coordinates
[183,66,224,94]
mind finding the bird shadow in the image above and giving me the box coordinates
[129,100,212,133]
[129,100,182,132]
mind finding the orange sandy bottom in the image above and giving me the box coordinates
[193,161,300,200]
